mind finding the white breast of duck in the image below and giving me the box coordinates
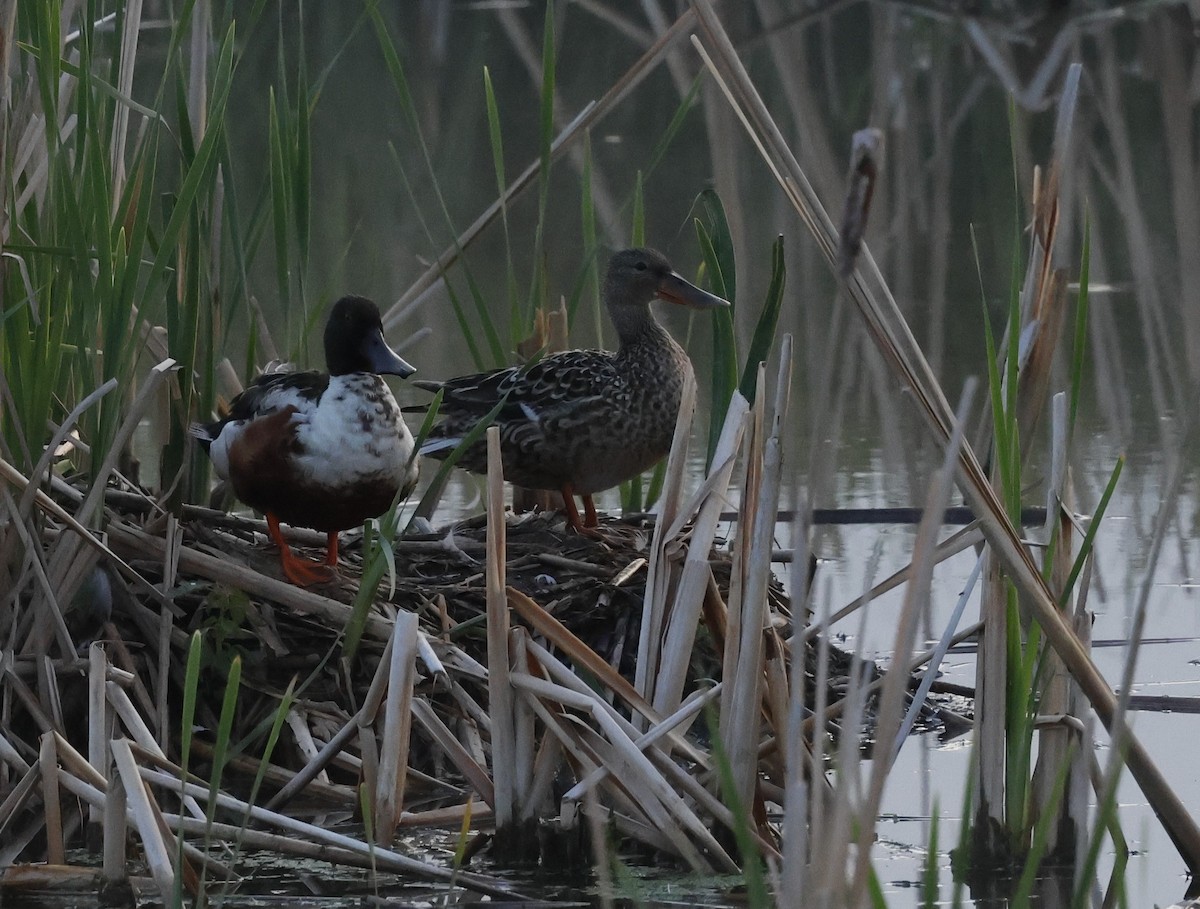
[293,373,416,490]
[206,373,416,497]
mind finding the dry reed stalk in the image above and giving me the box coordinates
[375,609,418,841]
[1029,393,1077,853]
[48,745,229,882]
[0,763,39,846]
[484,426,516,833]
[101,764,126,884]
[0,865,106,889]
[525,731,563,818]
[510,629,537,818]
[105,519,392,641]
[32,361,179,648]
[5,665,55,734]
[87,642,108,843]
[800,523,983,644]
[513,613,707,766]
[522,634,782,858]
[0,458,171,614]
[134,763,519,897]
[108,0,143,208]
[781,589,809,905]
[688,3,1200,873]
[267,635,396,812]
[410,698,495,806]
[284,710,330,784]
[399,802,492,828]
[634,371,697,716]
[725,345,791,816]
[105,683,205,820]
[111,738,177,900]
[0,722,32,772]
[584,786,615,909]
[163,812,474,878]
[652,389,748,719]
[720,388,761,732]
[38,733,64,864]
[509,669,731,872]
[189,740,353,807]
[813,657,872,906]
[848,387,972,905]
[563,683,721,802]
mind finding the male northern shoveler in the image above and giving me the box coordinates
[415,248,730,532]
[194,295,418,585]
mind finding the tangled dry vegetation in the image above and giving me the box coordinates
[0,408,813,901]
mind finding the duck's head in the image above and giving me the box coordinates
[324,295,416,378]
[605,248,731,312]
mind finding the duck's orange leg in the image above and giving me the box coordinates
[559,485,586,533]
[324,532,340,567]
[582,494,598,528]
[267,513,333,586]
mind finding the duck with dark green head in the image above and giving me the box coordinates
[194,296,418,584]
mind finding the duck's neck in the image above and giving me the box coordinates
[610,302,670,350]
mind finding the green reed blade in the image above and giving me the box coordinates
[739,235,786,404]
[1069,212,1091,440]
[695,216,737,464]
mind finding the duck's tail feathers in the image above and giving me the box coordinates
[418,437,461,457]
[188,422,216,451]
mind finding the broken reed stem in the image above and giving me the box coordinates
[267,635,395,813]
[485,426,516,831]
[133,763,519,898]
[111,738,176,900]
[375,610,418,841]
[653,387,747,719]
[635,370,697,717]
[726,349,790,816]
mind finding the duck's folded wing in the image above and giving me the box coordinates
[225,370,328,421]
[418,351,619,420]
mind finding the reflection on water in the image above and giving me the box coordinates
[181,2,1200,906]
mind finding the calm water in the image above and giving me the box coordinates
[159,3,1200,906]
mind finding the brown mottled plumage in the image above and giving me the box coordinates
[415,248,730,530]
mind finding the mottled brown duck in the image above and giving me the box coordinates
[416,248,730,531]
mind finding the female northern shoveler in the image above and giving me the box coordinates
[416,248,729,531]
[194,295,418,585]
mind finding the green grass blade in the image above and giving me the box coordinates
[521,2,557,335]
[1069,211,1091,440]
[695,217,737,463]
[738,235,786,403]
[1059,456,1124,605]
[579,132,600,333]
[631,170,645,248]
[268,88,293,321]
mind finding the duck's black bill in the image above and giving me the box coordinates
[364,328,417,378]
[656,271,731,310]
